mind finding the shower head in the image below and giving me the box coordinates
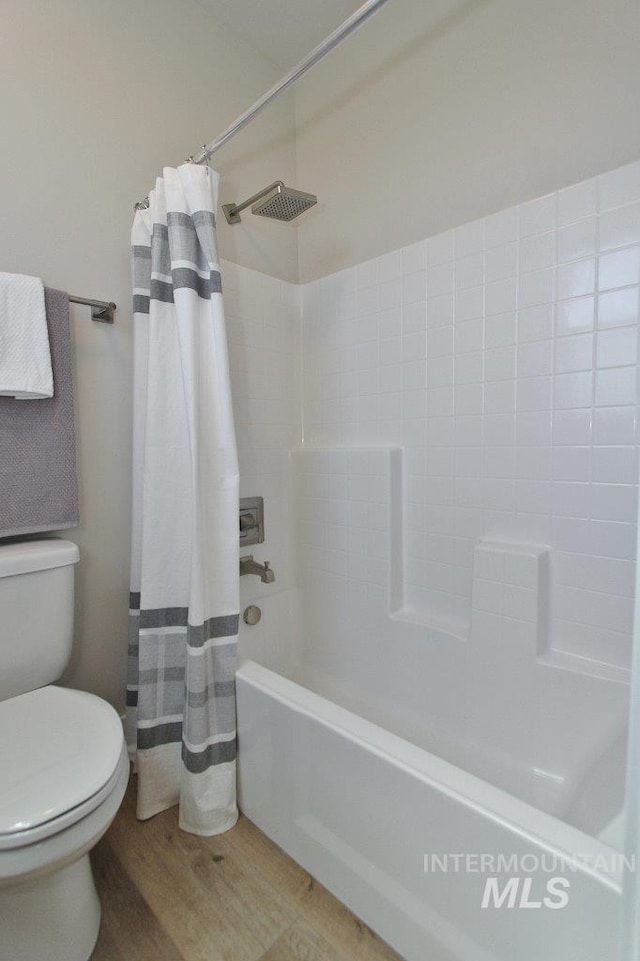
[223,181,317,225]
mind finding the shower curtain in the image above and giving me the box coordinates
[126,163,239,836]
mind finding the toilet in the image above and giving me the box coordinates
[0,539,129,961]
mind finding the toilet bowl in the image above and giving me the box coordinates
[0,540,129,961]
[0,685,129,961]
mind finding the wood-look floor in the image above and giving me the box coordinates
[90,776,404,961]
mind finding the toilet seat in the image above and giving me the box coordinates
[0,685,125,851]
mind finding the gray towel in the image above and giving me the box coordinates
[0,288,79,537]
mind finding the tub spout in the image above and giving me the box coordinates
[239,555,275,584]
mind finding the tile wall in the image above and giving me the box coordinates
[302,161,640,669]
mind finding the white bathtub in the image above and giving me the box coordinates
[237,656,628,961]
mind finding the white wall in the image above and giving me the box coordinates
[294,0,640,282]
[222,260,303,675]
[0,0,297,710]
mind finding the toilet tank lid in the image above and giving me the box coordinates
[0,539,79,578]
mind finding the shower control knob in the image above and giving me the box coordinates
[240,512,256,531]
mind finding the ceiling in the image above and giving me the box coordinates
[198,0,367,69]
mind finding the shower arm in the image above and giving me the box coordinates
[223,181,285,223]
[134,0,392,209]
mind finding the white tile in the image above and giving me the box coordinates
[427,293,454,328]
[426,230,454,266]
[557,219,597,263]
[516,479,551,514]
[358,283,379,315]
[556,296,595,336]
[427,325,454,357]
[483,477,515,510]
[483,446,515,478]
[520,232,555,272]
[455,383,483,415]
[516,411,552,446]
[557,179,598,224]
[455,414,484,446]
[598,246,640,290]
[593,406,637,446]
[403,330,426,361]
[456,446,482,476]
[379,336,401,366]
[519,268,554,308]
[399,300,423,334]
[486,278,517,316]
[590,484,637,522]
[455,219,484,257]
[472,577,503,614]
[380,364,402,393]
[402,240,427,274]
[483,412,515,446]
[518,340,553,377]
[595,367,638,407]
[599,203,640,251]
[552,449,591,483]
[551,483,591,518]
[518,304,554,342]
[552,409,592,446]
[378,249,402,282]
[428,261,455,296]
[591,446,638,484]
[554,371,593,409]
[596,327,638,368]
[455,318,483,353]
[455,351,483,384]
[403,270,426,304]
[556,258,596,300]
[485,242,517,282]
[484,207,519,248]
[554,333,593,373]
[474,545,506,581]
[455,286,483,323]
[427,354,454,387]
[456,252,484,290]
[357,258,379,289]
[517,375,552,411]
[485,312,516,347]
[379,278,401,310]
[485,346,516,382]
[599,160,640,211]
[485,380,515,413]
[427,386,454,417]
[553,517,636,560]
[519,194,556,237]
[597,287,640,328]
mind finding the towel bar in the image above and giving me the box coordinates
[68,296,116,324]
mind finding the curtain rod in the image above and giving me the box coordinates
[68,295,116,324]
[134,0,392,210]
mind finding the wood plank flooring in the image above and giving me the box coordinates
[90,776,404,961]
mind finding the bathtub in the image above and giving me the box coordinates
[237,654,629,961]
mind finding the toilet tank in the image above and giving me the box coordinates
[0,539,80,702]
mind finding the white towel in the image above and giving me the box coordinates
[0,272,54,399]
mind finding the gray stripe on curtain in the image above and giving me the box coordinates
[138,721,183,749]
[131,606,238,752]
[182,737,236,774]
[138,608,238,637]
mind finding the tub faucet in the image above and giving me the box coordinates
[239,555,275,584]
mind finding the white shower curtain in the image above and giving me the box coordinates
[126,163,239,836]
